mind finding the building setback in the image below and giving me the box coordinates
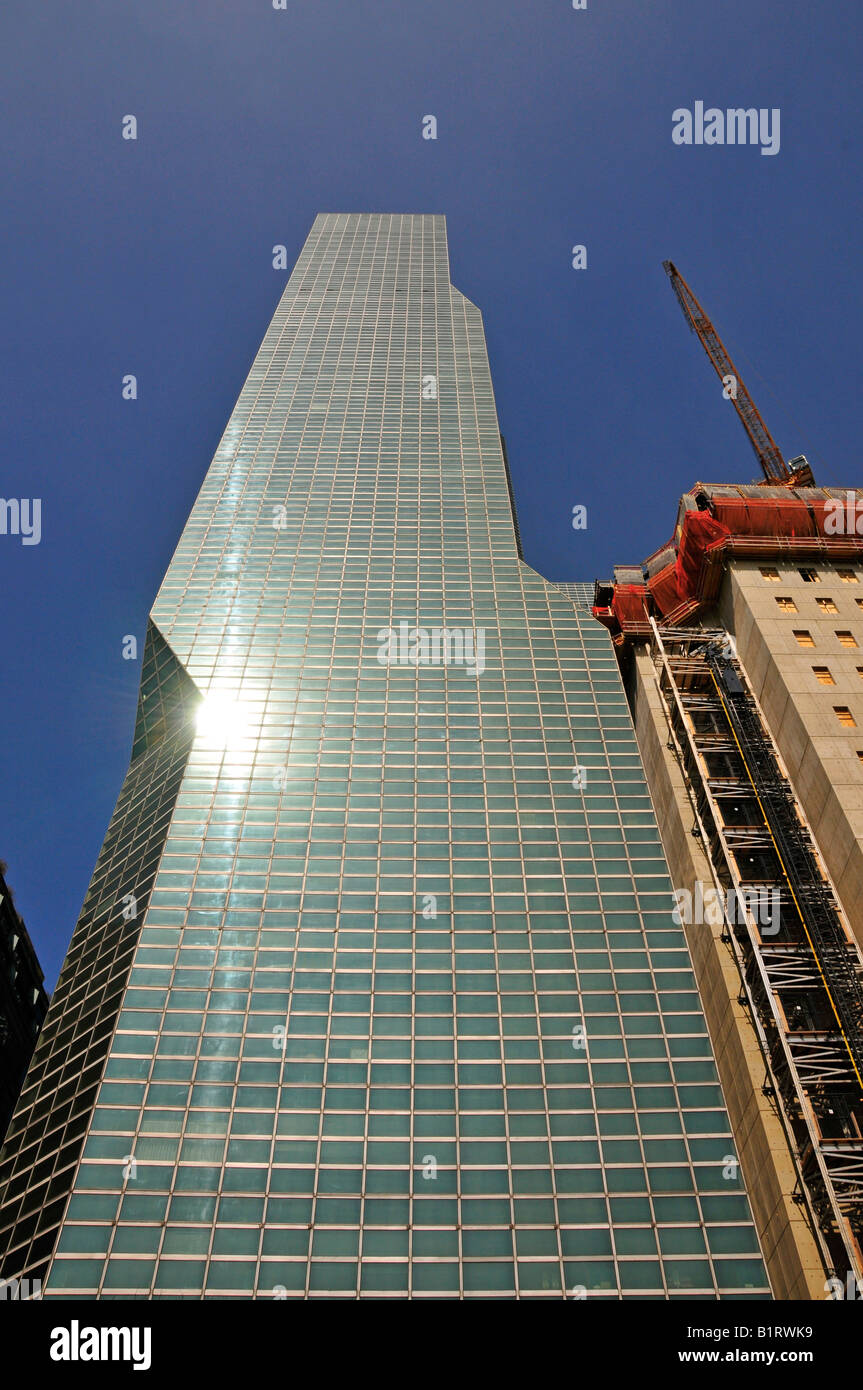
[0,215,769,1300]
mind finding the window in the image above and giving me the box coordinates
[836,631,859,648]
[817,598,839,614]
[834,707,856,728]
[856,668,863,682]
[776,597,797,613]
[799,568,821,583]
[838,569,859,584]
[813,667,835,685]
[856,599,863,612]
[858,751,863,765]
[760,567,780,582]
[793,631,815,647]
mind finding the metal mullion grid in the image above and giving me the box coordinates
[488,577,551,1296]
[556,619,646,1296]
[302,833,355,1302]
[276,910,319,1295]
[452,290,496,583]
[607,722,718,1299]
[129,1008,196,1295]
[461,287,494,586]
[318,235,376,590]
[349,676,407,1301]
[590,966,663,1299]
[366,686,394,1241]
[276,278,350,616]
[496,587,565,1298]
[159,269,311,640]
[406,665,429,1301]
[258,227,350,470]
[579,611,725,1296]
[352,934,376,1301]
[363,226,400,622]
[379,223,407,618]
[386,667,419,1295]
[18,731,194,1290]
[303,220,370,578]
[462,854,512,1301]
[251,785,301,1302]
[530,583,600,1262]
[351,682,380,1300]
[285,959,326,1302]
[652,1007,746,1300]
[507,625,569,1299]
[610,850,698,1300]
[445,281,480,618]
[171,218,349,660]
[369,307,397,594]
[542,604,611,1298]
[545,587,613,1294]
[91,919,190,1299]
[454,675,496,1300]
[447,922,490,1304]
[652,1049,724,1301]
[166,826,260,1301]
[179,759,264,1299]
[209,903,273,1302]
[513,821,567,1300]
[417,216,441,609]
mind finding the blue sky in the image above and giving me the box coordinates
[2,0,861,985]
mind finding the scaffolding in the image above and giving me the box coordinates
[649,619,863,1284]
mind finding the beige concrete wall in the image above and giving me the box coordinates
[628,645,827,1300]
[717,559,863,951]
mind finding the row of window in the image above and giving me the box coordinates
[763,570,863,737]
[811,664,863,689]
[45,1255,768,1296]
[761,565,859,584]
[777,595,861,617]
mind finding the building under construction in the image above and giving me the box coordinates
[589,266,863,1300]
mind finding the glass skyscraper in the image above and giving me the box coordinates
[0,214,770,1299]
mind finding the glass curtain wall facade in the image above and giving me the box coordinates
[0,214,769,1299]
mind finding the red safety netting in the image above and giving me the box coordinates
[812,497,863,537]
[647,562,683,615]
[611,584,650,631]
[675,511,731,604]
[604,489,863,639]
[709,497,817,539]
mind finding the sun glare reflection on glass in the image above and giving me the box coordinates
[195,694,251,747]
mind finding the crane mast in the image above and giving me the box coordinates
[663,260,814,486]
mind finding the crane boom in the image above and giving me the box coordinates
[662,261,813,486]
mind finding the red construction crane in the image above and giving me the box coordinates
[663,261,814,487]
